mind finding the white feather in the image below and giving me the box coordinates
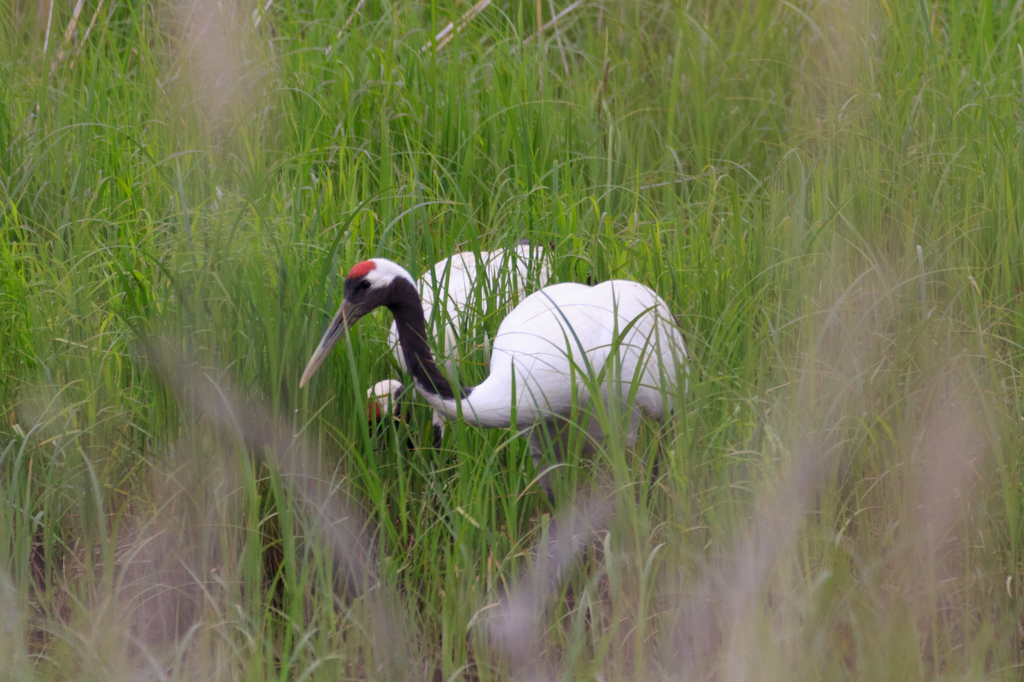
[387,243,551,374]
[414,280,688,460]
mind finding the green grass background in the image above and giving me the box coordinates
[2,0,1024,678]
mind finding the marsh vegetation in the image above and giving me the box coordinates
[2,0,1024,679]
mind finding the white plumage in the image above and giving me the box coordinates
[415,279,689,472]
[387,242,551,374]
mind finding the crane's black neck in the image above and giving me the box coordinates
[387,278,469,401]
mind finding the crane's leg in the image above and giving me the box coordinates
[624,407,663,484]
[430,411,445,449]
[528,423,558,503]
[646,412,676,486]
[625,407,642,448]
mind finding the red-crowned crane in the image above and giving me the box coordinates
[375,243,550,446]
[367,379,406,421]
[366,379,417,448]
[300,258,688,491]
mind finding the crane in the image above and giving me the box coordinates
[300,258,688,491]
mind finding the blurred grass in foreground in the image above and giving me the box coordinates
[2,0,1024,678]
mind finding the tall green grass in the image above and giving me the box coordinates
[2,0,1023,678]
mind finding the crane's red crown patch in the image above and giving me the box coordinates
[347,260,376,280]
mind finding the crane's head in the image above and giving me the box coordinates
[367,379,405,421]
[367,378,444,449]
[299,259,415,387]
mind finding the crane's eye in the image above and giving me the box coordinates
[358,280,371,291]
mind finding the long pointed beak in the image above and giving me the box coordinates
[299,299,363,388]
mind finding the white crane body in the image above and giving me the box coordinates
[415,281,688,452]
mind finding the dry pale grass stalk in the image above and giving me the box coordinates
[341,0,365,31]
[787,0,872,125]
[40,0,53,55]
[131,337,416,675]
[165,0,271,134]
[666,274,879,678]
[487,492,612,680]
[891,369,988,656]
[548,0,569,77]
[49,0,87,72]
[64,0,86,43]
[421,0,580,54]
[667,436,840,679]
[422,0,493,53]
[0,574,29,680]
[252,0,274,29]
[523,0,583,45]
[178,0,244,126]
[912,379,985,562]
[145,337,379,591]
[664,254,995,680]
[67,0,104,70]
